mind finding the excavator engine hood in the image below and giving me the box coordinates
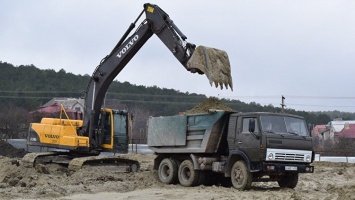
[186,46,233,90]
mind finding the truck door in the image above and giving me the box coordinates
[235,116,261,162]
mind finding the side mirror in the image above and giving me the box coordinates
[249,119,255,133]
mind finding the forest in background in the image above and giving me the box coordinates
[1,61,355,140]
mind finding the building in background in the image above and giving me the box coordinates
[28,98,84,122]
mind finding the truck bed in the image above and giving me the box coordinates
[147,111,231,153]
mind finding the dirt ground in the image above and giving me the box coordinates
[0,149,355,200]
[1,96,354,199]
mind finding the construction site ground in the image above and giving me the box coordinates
[0,139,354,200]
[1,98,354,200]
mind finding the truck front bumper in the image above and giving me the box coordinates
[262,162,314,173]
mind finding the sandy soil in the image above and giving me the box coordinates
[1,153,355,200]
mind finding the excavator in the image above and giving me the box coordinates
[23,3,233,172]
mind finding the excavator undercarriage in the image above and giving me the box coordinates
[22,152,140,172]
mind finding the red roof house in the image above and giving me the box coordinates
[337,124,355,138]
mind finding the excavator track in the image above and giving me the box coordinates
[22,152,140,173]
[68,155,140,172]
[22,152,70,167]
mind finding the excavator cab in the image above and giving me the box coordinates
[100,109,131,153]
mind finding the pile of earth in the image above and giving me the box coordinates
[0,140,27,158]
[0,154,160,199]
[184,97,236,114]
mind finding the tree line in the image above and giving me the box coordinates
[1,61,354,139]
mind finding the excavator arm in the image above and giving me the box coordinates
[82,3,233,148]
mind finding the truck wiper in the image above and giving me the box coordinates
[287,131,298,135]
[263,130,276,134]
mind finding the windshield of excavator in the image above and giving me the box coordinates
[113,113,128,149]
[260,115,308,136]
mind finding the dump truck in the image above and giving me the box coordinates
[148,110,314,190]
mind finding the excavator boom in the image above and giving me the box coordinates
[83,3,233,146]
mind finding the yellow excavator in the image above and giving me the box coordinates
[23,3,233,172]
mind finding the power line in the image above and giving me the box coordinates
[220,95,355,100]
[288,104,355,108]
[1,92,355,111]
[1,91,355,100]
[0,95,354,108]
[0,91,82,94]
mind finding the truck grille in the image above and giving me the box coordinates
[266,148,312,163]
[274,153,304,161]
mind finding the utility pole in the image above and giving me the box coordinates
[281,95,286,113]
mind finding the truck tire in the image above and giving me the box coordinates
[158,158,178,184]
[277,173,299,189]
[178,160,200,187]
[231,160,253,190]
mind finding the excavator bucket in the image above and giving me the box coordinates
[186,46,233,90]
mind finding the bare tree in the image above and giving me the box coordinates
[128,106,152,144]
[0,103,28,139]
[336,137,355,156]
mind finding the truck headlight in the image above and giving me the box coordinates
[268,153,274,160]
[306,155,311,162]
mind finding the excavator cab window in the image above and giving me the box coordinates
[112,113,128,153]
[103,112,112,145]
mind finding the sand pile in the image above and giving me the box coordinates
[184,97,236,114]
[0,140,27,158]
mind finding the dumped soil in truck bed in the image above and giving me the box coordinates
[184,97,236,114]
[0,140,27,158]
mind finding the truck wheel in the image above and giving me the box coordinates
[277,173,299,189]
[158,158,178,184]
[231,160,252,190]
[178,160,200,187]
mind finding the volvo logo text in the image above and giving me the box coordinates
[45,134,59,139]
[116,35,139,58]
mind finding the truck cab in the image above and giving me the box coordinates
[225,112,314,189]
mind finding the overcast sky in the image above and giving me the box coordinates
[1,0,355,112]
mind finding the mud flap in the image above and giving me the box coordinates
[186,46,233,90]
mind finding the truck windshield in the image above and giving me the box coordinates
[260,115,308,136]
